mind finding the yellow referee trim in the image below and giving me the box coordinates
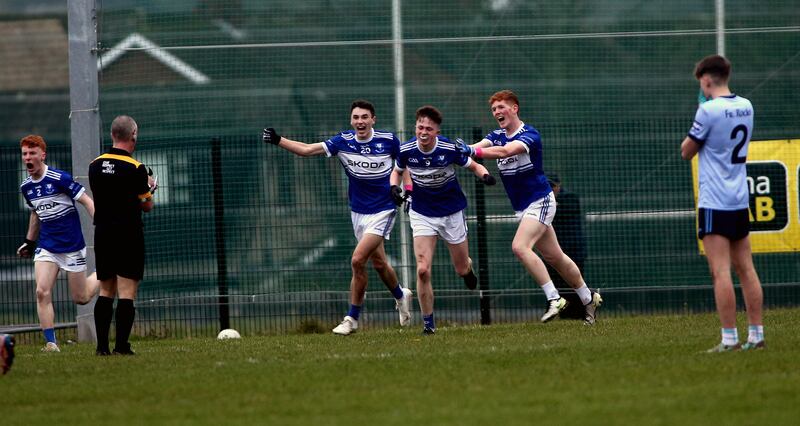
[94,153,143,168]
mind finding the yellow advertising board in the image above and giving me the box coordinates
[691,139,799,253]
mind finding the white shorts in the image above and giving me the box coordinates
[409,209,468,244]
[34,247,87,273]
[351,209,397,241]
[515,191,557,226]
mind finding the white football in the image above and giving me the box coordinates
[217,328,241,340]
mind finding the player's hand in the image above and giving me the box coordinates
[17,239,36,258]
[480,173,496,186]
[390,185,405,206]
[262,127,281,145]
[455,138,475,157]
[403,190,412,213]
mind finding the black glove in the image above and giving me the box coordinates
[262,127,281,145]
[390,185,405,206]
[403,189,412,213]
[17,239,36,258]
[481,174,496,186]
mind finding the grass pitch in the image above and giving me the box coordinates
[4,309,799,425]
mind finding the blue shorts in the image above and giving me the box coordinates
[697,208,749,241]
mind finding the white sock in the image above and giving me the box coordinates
[721,328,739,346]
[575,284,592,305]
[541,281,560,300]
[748,325,764,343]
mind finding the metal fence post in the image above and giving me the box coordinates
[68,0,101,343]
[472,127,491,325]
[211,138,230,331]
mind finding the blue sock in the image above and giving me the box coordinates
[423,313,435,330]
[43,328,56,344]
[347,304,362,320]
[391,285,404,300]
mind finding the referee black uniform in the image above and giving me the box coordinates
[89,146,152,354]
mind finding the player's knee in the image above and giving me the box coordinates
[454,263,471,277]
[351,254,369,270]
[416,264,431,281]
[73,294,91,305]
[511,243,530,260]
[36,287,51,302]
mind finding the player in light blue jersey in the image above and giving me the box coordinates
[263,100,413,335]
[390,106,495,334]
[681,55,764,352]
[458,90,602,325]
[18,135,99,352]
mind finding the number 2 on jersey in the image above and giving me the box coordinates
[730,124,748,164]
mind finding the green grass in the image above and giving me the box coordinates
[4,309,799,425]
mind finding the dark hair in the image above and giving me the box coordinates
[415,105,443,125]
[111,115,137,142]
[350,99,376,117]
[488,90,520,107]
[694,55,731,82]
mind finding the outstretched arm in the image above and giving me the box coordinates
[263,127,326,157]
[456,138,526,160]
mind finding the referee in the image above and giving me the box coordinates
[88,115,155,356]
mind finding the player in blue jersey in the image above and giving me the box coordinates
[681,55,764,352]
[458,90,602,325]
[18,135,99,352]
[263,100,413,335]
[390,106,495,334]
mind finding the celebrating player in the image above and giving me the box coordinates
[458,90,602,325]
[263,99,413,335]
[390,106,495,334]
[18,135,99,352]
[680,55,765,352]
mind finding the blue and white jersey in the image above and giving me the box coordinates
[688,94,754,210]
[395,136,471,217]
[323,129,400,214]
[484,122,551,211]
[20,165,86,253]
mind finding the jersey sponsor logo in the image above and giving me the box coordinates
[347,159,387,169]
[35,201,59,212]
[498,156,519,166]
[102,161,115,174]
[415,171,448,181]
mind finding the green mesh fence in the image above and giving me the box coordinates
[1,1,799,337]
